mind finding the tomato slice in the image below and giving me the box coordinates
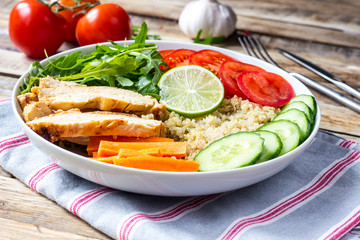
[189,50,236,76]
[159,49,175,58]
[163,49,196,68]
[219,61,265,99]
[237,71,295,107]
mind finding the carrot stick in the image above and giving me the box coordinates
[98,141,187,158]
[114,157,199,172]
[87,136,174,156]
[92,151,98,158]
[118,149,153,158]
[90,156,116,164]
[97,147,118,157]
[138,148,162,157]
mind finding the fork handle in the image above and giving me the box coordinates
[329,79,360,101]
[290,73,360,114]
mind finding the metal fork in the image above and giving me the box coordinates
[237,33,360,113]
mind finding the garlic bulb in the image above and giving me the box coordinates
[178,0,237,39]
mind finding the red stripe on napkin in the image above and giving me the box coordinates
[119,193,221,240]
[338,139,358,149]
[220,151,360,240]
[0,98,11,102]
[69,187,115,216]
[323,208,360,240]
[0,133,27,144]
[0,134,30,153]
[28,163,61,191]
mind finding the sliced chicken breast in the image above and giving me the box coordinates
[26,109,165,142]
[31,77,166,119]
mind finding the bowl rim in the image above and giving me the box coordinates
[11,40,321,177]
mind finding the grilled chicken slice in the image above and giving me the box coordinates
[22,101,52,122]
[17,92,38,109]
[31,77,167,119]
[26,109,165,142]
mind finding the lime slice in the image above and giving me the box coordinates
[158,65,224,118]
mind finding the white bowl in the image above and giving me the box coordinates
[12,40,320,196]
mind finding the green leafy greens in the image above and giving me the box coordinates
[22,22,167,100]
[193,29,225,45]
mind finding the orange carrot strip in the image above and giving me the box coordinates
[118,149,152,158]
[92,151,98,158]
[98,141,187,158]
[138,148,162,157]
[114,157,200,172]
[87,136,174,155]
[97,147,119,157]
[90,156,116,164]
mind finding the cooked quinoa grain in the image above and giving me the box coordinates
[164,96,281,159]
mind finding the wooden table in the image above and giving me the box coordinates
[0,0,359,239]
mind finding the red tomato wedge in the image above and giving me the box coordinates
[219,61,265,99]
[189,50,236,76]
[237,71,295,107]
[163,49,196,68]
[158,49,175,71]
[159,49,175,58]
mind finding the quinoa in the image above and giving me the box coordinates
[163,96,281,159]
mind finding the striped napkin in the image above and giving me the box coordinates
[1,97,360,240]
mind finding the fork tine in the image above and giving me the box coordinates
[246,35,263,60]
[238,32,281,69]
[252,36,281,68]
[240,35,261,59]
[238,35,252,56]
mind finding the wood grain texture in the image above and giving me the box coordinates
[0,176,108,239]
[103,0,360,47]
[0,0,359,239]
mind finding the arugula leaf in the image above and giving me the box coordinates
[135,75,160,100]
[129,49,163,85]
[132,24,161,41]
[115,76,134,87]
[134,21,148,44]
[21,21,164,98]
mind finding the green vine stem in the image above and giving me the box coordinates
[37,0,100,16]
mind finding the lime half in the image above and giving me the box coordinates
[158,65,224,118]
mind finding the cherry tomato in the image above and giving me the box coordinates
[9,0,66,58]
[163,49,196,68]
[52,0,99,42]
[236,71,295,107]
[75,3,132,46]
[189,50,236,76]
[219,61,265,99]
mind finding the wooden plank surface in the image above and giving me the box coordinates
[103,0,360,48]
[0,0,359,239]
[0,175,108,239]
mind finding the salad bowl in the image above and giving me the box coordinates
[12,40,320,196]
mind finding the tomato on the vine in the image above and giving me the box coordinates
[75,3,132,46]
[52,0,100,42]
[9,0,66,58]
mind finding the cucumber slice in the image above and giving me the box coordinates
[254,130,282,164]
[259,120,301,156]
[273,109,310,143]
[282,101,313,125]
[194,132,264,171]
[289,94,317,117]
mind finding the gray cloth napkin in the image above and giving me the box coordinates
[1,98,359,240]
